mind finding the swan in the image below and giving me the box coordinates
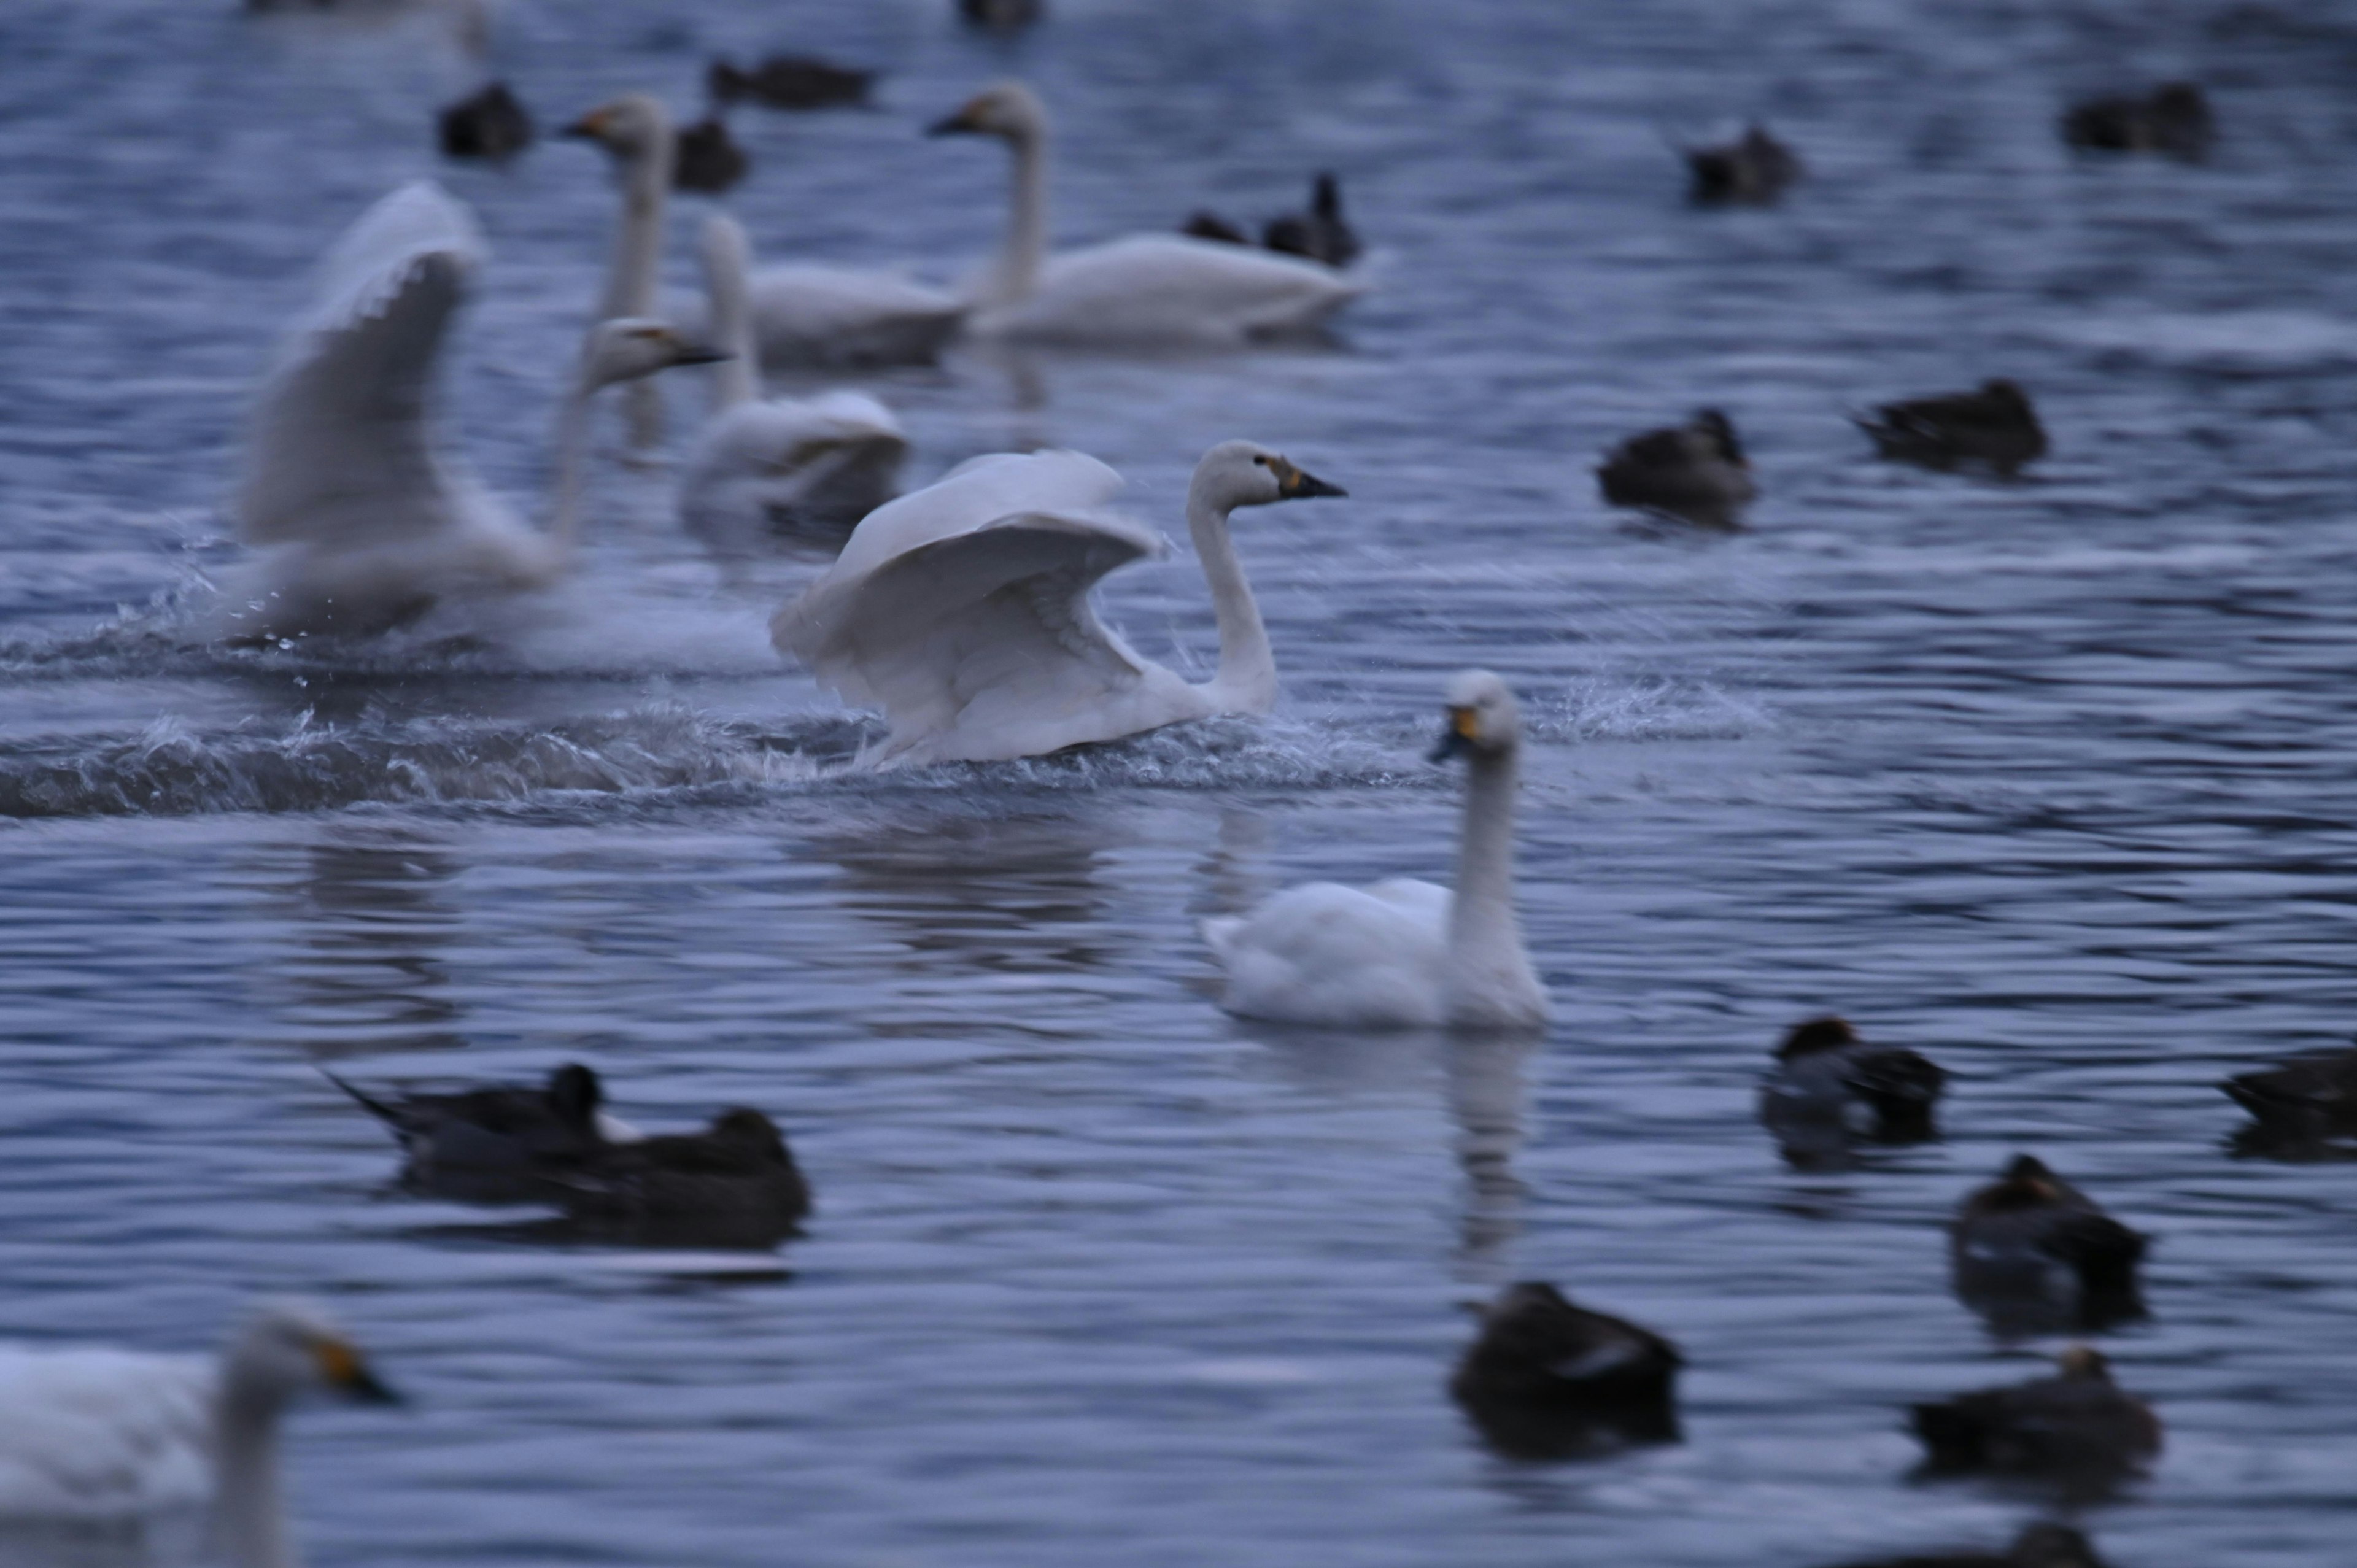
[223,183,721,642]
[1203,670,1549,1030]
[0,1302,397,1566]
[679,215,908,557]
[929,82,1368,344]
[774,438,1343,766]
[569,95,964,372]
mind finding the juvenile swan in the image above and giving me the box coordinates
[225,183,720,641]
[776,439,1344,766]
[1204,671,1550,1030]
[929,82,1367,344]
[0,1302,397,1568]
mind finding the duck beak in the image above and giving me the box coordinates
[1429,706,1478,763]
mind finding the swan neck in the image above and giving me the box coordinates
[702,232,759,411]
[601,129,672,321]
[1186,487,1273,710]
[1449,746,1524,963]
[212,1385,293,1568]
[985,129,1048,309]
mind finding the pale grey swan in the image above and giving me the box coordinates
[679,215,909,557]
[0,1302,397,1568]
[773,439,1343,766]
[1203,671,1550,1030]
[223,183,720,642]
[569,95,966,371]
[929,82,1367,345]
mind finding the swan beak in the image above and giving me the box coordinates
[1275,462,1346,500]
[673,339,731,367]
[1428,706,1478,762]
[562,109,609,141]
[314,1338,404,1406]
[926,109,980,137]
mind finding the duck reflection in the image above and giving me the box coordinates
[269,828,464,1056]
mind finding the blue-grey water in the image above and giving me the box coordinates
[6,1,2357,1564]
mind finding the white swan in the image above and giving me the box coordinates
[567,95,967,372]
[928,82,1368,345]
[774,438,1344,766]
[0,1302,397,1568]
[678,215,909,558]
[224,182,721,642]
[1203,671,1551,1030]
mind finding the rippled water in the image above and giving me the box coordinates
[7,1,2357,1564]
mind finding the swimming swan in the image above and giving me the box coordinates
[774,439,1344,766]
[224,183,721,641]
[1203,670,1550,1030]
[0,1302,397,1567]
[679,215,909,557]
[929,82,1367,345]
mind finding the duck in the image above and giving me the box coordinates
[1821,1523,2109,1568]
[776,439,1343,767]
[436,80,532,161]
[1910,1347,2161,1488]
[679,214,909,556]
[1203,670,1550,1031]
[959,0,1042,31]
[928,82,1367,345]
[707,55,874,112]
[2223,1043,2357,1149]
[0,1302,397,1568]
[1685,124,1803,204]
[1261,172,1362,268]
[1758,1016,1946,1160]
[674,114,750,194]
[1951,1155,2148,1332]
[554,1108,811,1248]
[1855,379,2047,476]
[1447,1282,1682,1460]
[222,183,721,642]
[572,94,966,371]
[326,1061,641,1200]
[1596,409,1757,528]
[1181,210,1251,245]
[2062,82,2213,161]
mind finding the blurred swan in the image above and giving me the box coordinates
[1203,671,1549,1030]
[570,95,964,371]
[929,82,1366,344]
[679,215,908,558]
[223,183,721,642]
[775,439,1343,766]
[0,1301,397,1567]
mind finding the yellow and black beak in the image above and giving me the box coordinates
[1270,457,1347,500]
[672,338,731,368]
[562,109,611,141]
[1429,705,1479,763]
[926,103,985,137]
[314,1338,404,1407]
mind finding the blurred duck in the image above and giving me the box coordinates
[555,1108,812,1247]
[436,81,532,161]
[1182,210,1251,245]
[1596,408,1757,529]
[1449,1283,1682,1460]
[1262,172,1362,268]
[1950,1155,2148,1332]
[1910,1347,2161,1489]
[2223,1043,2357,1154]
[1685,124,1803,204]
[708,55,874,112]
[1823,1523,2109,1568]
[959,0,1043,30]
[1856,379,2047,477]
[0,1303,397,1567]
[1759,1016,1946,1164]
[328,1061,640,1200]
[2062,82,2213,161]
[674,114,751,193]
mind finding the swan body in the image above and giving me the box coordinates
[679,215,908,554]
[0,1303,396,1568]
[931,82,1366,345]
[775,439,1341,767]
[1205,671,1550,1030]
[223,183,719,641]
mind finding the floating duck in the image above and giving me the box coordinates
[1856,379,2047,477]
[1949,1154,2148,1332]
[1449,1282,1682,1459]
[1597,408,1757,528]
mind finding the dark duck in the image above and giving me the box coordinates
[1596,409,1757,529]
[1856,379,2047,477]
[1759,1016,1946,1165]
[1949,1155,2148,1333]
[327,1062,633,1203]
[2062,82,2213,161]
[1448,1282,1682,1459]
[1686,124,1803,204]
[554,1107,811,1248]
[1910,1347,2161,1493]
[1821,1522,2108,1568]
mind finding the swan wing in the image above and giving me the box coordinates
[1209,879,1450,1027]
[236,182,486,549]
[1006,235,1368,343]
[0,1348,214,1519]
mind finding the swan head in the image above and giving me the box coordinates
[1430,669,1522,763]
[579,318,729,390]
[223,1301,401,1411]
[564,93,671,163]
[1191,439,1346,513]
[927,80,1048,145]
